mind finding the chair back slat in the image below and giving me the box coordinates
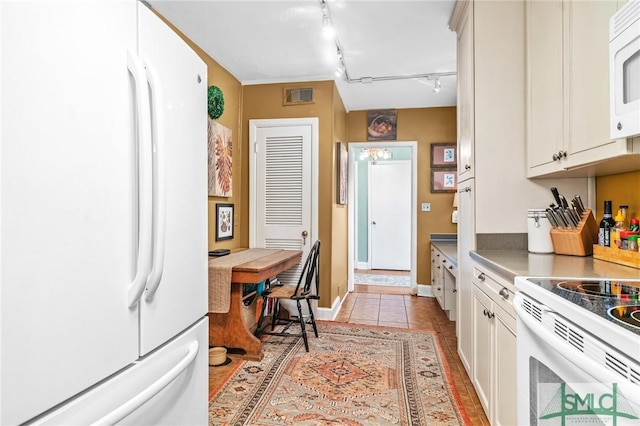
[293,240,320,298]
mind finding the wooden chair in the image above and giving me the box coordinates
[255,240,320,351]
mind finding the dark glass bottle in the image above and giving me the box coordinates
[598,200,615,246]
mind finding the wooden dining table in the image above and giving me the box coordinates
[208,248,302,361]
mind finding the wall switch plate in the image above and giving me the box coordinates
[452,210,459,223]
[421,203,431,212]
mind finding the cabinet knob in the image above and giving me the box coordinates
[449,265,453,270]
[437,287,441,291]
[452,288,457,293]
[465,164,471,170]
[483,308,489,317]
[487,311,495,319]
[464,187,471,193]
[477,273,485,281]
[499,287,510,299]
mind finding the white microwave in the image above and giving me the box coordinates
[610,0,640,139]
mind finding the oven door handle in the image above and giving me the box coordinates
[514,296,640,398]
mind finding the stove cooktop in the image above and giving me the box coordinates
[525,278,640,336]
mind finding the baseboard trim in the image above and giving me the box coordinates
[417,284,434,297]
[316,295,343,320]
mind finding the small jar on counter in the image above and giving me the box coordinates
[620,231,638,250]
[628,235,639,252]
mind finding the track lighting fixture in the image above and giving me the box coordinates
[320,0,455,86]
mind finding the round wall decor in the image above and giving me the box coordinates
[208,86,225,119]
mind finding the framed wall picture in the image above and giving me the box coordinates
[367,110,397,141]
[208,119,233,197]
[430,143,457,168]
[336,142,348,205]
[431,169,458,193]
[215,203,234,241]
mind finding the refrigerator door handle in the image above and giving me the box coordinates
[126,50,154,308]
[143,59,167,302]
[91,341,199,426]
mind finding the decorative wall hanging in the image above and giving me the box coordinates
[336,142,348,205]
[431,169,458,193]
[215,203,234,241]
[208,86,225,119]
[208,118,233,197]
[367,110,397,141]
[430,142,457,168]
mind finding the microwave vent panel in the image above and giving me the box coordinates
[611,0,640,39]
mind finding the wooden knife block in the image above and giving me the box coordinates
[549,209,599,256]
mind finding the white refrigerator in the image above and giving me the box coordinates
[0,1,209,424]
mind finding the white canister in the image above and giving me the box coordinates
[527,209,554,254]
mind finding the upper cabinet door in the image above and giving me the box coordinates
[526,0,634,178]
[564,0,620,157]
[526,0,565,174]
[455,1,475,183]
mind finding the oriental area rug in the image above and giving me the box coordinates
[209,322,470,425]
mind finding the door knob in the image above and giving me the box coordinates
[302,230,308,244]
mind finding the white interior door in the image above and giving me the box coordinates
[369,161,411,270]
[249,118,318,286]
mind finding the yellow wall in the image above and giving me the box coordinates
[160,11,459,302]
[596,171,640,222]
[157,14,245,251]
[331,86,349,303]
[347,107,458,285]
[242,81,347,308]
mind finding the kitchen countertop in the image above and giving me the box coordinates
[430,234,457,267]
[471,250,640,282]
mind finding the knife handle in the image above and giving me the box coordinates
[550,187,562,207]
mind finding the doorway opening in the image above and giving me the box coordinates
[347,142,417,295]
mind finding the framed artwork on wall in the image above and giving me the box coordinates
[215,203,234,241]
[336,142,348,205]
[208,119,233,197]
[430,142,457,168]
[431,169,458,193]
[367,110,397,141]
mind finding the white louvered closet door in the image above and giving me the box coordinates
[251,121,315,286]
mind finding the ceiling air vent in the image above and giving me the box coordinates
[283,87,315,106]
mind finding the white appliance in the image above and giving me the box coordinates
[610,0,640,139]
[1,1,209,424]
[515,277,640,425]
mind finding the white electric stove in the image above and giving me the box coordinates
[515,276,640,425]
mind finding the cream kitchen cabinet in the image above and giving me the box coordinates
[526,0,638,178]
[430,245,457,321]
[456,182,474,376]
[472,265,517,426]
[455,0,474,183]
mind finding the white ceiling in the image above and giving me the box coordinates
[149,0,458,111]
